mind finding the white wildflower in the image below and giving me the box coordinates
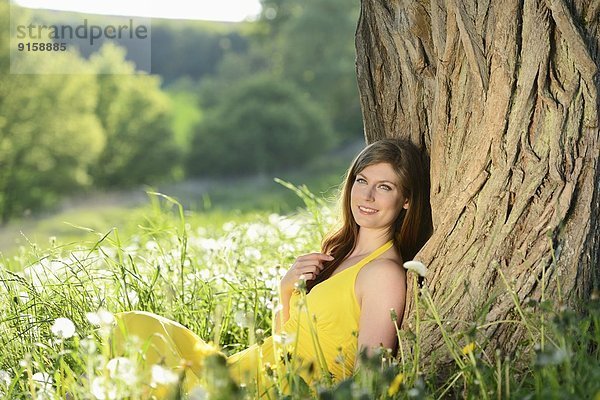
[244,247,262,260]
[98,246,117,259]
[273,332,296,346]
[19,353,31,368]
[51,317,76,339]
[91,376,117,400]
[277,217,302,238]
[246,223,266,241]
[272,303,283,314]
[18,291,29,303]
[144,240,160,251]
[0,370,11,386]
[31,372,53,390]
[197,238,219,251]
[403,260,428,277]
[80,339,97,354]
[234,311,252,328]
[198,269,211,281]
[86,310,115,327]
[151,364,178,386]
[277,242,297,255]
[23,260,68,292]
[222,222,235,232]
[106,357,137,382]
[125,290,139,307]
[189,385,208,400]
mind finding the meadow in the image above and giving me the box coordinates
[0,179,599,399]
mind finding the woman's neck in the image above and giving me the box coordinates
[351,228,392,257]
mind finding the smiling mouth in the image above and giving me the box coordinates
[358,206,378,214]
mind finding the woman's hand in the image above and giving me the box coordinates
[275,252,333,332]
[279,253,334,295]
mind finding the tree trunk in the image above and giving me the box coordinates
[355,0,600,363]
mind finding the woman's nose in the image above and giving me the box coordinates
[363,185,375,201]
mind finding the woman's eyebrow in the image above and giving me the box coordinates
[379,180,398,186]
[357,173,398,186]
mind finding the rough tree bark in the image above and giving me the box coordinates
[355,0,600,362]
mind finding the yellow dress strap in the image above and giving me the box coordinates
[353,240,394,269]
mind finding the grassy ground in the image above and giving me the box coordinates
[0,142,598,399]
[0,186,598,399]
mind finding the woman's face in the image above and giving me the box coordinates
[350,162,408,232]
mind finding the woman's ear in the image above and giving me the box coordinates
[403,199,409,210]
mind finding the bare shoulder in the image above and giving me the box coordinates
[356,258,406,288]
[355,258,406,307]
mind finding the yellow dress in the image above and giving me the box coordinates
[112,240,393,394]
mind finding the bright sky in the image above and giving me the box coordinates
[14,0,262,22]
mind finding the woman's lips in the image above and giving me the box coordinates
[358,205,378,214]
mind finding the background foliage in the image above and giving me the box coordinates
[186,74,334,176]
[0,0,362,223]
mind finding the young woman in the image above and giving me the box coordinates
[112,138,432,395]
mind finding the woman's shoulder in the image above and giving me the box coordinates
[355,257,406,303]
[357,257,406,285]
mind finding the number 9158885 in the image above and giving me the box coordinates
[18,42,67,51]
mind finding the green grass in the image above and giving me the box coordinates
[0,186,599,399]
[0,171,598,398]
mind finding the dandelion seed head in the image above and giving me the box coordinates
[19,353,31,368]
[151,365,178,386]
[18,291,29,303]
[144,240,159,251]
[80,338,97,354]
[221,222,235,232]
[31,372,53,389]
[106,357,136,382]
[234,311,251,328]
[189,385,208,400]
[246,224,262,241]
[86,310,115,327]
[125,290,139,307]
[272,303,283,313]
[197,238,219,251]
[51,317,76,339]
[403,260,427,277]
[276,217,302,237]
[273,332,296,346]
[91,376,117,400]
[0,370,11,387]
[277,243,297,255]
[243,247,262,260]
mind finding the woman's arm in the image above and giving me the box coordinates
[274,252,333,333]
[354,260,406,368]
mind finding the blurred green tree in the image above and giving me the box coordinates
[150,22,248,84]
[186,74,334,177]
[183,0,361,178]
[276,0,362,139]
[89,44,180,187]
[0,4,105,223]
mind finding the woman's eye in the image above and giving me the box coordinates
[356,178,367,184]
[379,185,392,191]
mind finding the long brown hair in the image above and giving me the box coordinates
[307,138,433,292]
